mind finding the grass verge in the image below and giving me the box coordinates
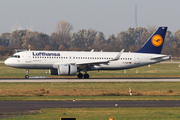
[1,96,180,101]
[3,107,180,120]
[1,82,180,101]
[1,63,180,78]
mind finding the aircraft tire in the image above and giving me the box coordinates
[25,75,29,79]
[77,73,83,79]
[84,74,89,79]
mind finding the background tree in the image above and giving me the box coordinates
[70,29,97,50]
[93,32,106,51]
[49,33,59,50]
[162,30,175,55]
[1,22,180,59]
[21,31,49,50]
[9,30,28,48]
[0,33,10,47]
[170,29,180,56]
[84,29,97,49]
[54,21,73,49]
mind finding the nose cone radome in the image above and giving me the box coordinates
[4,59,9,66]
[4,59,12,67]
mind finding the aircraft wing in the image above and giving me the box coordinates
[52,60,109,69]
[75,60,109,66]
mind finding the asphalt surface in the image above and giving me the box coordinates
[1,101,180,118]
[1,78,180,82]
[1,101,180,113]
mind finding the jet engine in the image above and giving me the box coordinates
[50,64,77,76]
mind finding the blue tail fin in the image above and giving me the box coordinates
[136,27,167,54]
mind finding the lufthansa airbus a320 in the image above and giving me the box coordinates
[4,27,170,79]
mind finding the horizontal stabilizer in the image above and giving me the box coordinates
[150,55,170,60]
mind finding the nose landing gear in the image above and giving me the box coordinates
[25,69,29,79]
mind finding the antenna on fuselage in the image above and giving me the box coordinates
[28,45,31,51]
[91,49,94,52]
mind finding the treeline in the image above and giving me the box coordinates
[0,21,180,58]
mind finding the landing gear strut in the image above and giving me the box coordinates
[25,69,29,79]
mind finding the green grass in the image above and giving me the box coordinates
[1,63,180,101]
[4,107,180,120]
[1,82,180,101]
[1,63,180,78]
[2,96,180,101]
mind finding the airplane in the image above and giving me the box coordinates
[4,27,170,79]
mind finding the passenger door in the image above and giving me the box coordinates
[26,51,31,63]
[134,55,140,64]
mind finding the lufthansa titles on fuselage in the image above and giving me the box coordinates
[32,52,60,56]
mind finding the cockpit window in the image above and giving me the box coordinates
[12,55,20,58]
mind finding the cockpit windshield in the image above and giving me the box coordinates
[11,55,20,58]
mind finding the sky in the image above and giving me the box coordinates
[0,0,180,38]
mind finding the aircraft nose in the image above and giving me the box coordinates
[4,58,18,68]
[4,59,11,66]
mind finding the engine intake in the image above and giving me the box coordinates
[58,64,77,76]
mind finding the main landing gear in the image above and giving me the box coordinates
[84,74,89,79]
[77,72,89,79]
[25,69,29,79]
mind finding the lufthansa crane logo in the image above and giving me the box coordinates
[151,34,163,47]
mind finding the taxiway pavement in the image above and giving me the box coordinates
[2,101,180,118]
[1,101,180,113]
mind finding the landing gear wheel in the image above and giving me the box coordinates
[25,75,29,79]
[84,74,89,79]
[77,73,83,79]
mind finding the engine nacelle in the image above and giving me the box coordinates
[58,64,77,76]
[50,64,77,76]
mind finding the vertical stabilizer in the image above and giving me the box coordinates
[136,27,167,54]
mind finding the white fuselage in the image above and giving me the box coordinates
[4,50,170,71]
